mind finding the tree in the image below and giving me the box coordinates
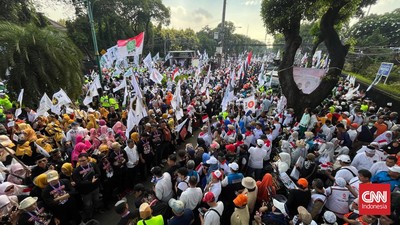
[261,0,377,117]
[0,22,83,106]
[62,0,170,57]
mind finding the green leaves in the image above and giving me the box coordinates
[0,22,83,106]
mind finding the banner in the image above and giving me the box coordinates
[117,32,144,58]
[143,52,153,70]
[14,89,24,118]
[149,68,163,84]
[293,67,326,94]
[51,89,72,115]
[243,95,256,113]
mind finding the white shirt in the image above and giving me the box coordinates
[272,123,281,140]
[348,129,358,142]
[180,187,203,210]
[335,165,358,183]
[248,146,267,169]
[204,201,224,225]
[155,172,174,203]
[124,145,139,168]
[209,181,222,201]
[369,161,389,176]
[351,152,382,171]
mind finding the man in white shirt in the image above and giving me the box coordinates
[271,117,281,141]
[348,123,359,142]
[180,176,203,210]
[247,139,267,180]
[351,148,382,171]
[151,166,174,203]
[348,169,372,198]
[334,154,358,183]
[369,155,397,176]
[124,139,139,189]
[200,192,224,225]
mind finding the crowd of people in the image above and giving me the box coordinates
[0,59,399,225]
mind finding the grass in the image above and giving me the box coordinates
[344,71,400,100]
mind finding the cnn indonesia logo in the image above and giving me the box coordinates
[359,184,391,215]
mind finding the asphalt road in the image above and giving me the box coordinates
[92,130,200,224]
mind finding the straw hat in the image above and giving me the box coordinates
[19,197,38,210]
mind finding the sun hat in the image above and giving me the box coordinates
[241,177,256,189]
[19,197,38,210]
[297,206,312,224]
[46,170,59,182]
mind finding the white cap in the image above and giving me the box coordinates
[337,154,351,163]
[229,162,239,171]
[389,165,400,173]
[323,211,337,223]
[257,139,264,146]
[206,156,218,165]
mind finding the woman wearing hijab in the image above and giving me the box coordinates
[86,114,98,130]
[6,163,27,185]
[89,128,101,150]
[30,173,48,202]
[256,173,276,205]
[71,142,89,166]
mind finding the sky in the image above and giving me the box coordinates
[42,0,400,44]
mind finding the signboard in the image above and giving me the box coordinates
[378,62,394,77]
[214,32,219,40]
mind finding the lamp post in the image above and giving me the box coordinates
[82,0,103,87]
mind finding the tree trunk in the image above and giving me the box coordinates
[280,4,349,121]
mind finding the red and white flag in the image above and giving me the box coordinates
[246,51,252,66]
[117,32,144,58]
[243,95,256,113]
[171,68,180,80]
[202,115,209,123]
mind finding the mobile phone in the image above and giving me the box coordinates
[198,208,205,216]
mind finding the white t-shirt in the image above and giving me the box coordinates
[351,152,382,171]
[335,166,358,183]
[369,161,389,176]
[180,187,203,210]
[209,181,222,201]
[248,147,267,169]
[155,172,174,203]
[204,201,224,225]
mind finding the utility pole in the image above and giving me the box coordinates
[221,0,227,54]
[83,0,103,87]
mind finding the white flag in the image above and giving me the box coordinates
[171,80,182,110]
[14,89,24,118]
[149,68,163,84]
[165,52,172,61]
[130,76,143,98]
[153,52,160,62]
[200,67,211,93]
[113,78,127,93]
[83,79,100,106]
[51,89,72,115]
[258,63,265,86]
[243,95,256,113]
[34,142,50,157]
[143,53,153,70]
[123,68,134,77]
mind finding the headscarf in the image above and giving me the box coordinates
[373,131,393,146]
[0,182,26,196]
[61,163,73,177]
[256,173,276,204]
[112,121,126,134]
[33,173,48,189]
[86,114,98,130]
[7,163,26,185]
[35,138,52,153]
[318,142,335,164]
[107,128,115,142]
[75,135,92,150]
[71,142,89,165]
[89,128,101,149]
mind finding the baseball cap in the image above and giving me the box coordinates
[337,154,351,163]
[389,165,400,173]
[206,156,218,165]
[257,139,264,146]
[114,198,127,214]
[168,198,185,215]
[297,178,308,189]
[335,177,347,187]
[46,170,59,182]
[139,203,152,219]
[229,162,239,171]
[202,192,215,203]
[323,211,337,224]
[212,170,223,180]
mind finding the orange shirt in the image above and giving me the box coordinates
[374,122,387,137]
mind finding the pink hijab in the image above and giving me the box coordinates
[89,128,101,149]
[75,135,92,150]
[71,142,89,166]
[7,164,26,185]
[112,122,126,134]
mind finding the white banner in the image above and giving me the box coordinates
[293,67,326,94]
